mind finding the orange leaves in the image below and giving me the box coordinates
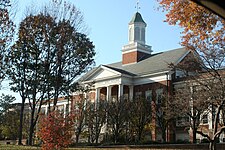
[37,111,75,150]
[158,0,225,60]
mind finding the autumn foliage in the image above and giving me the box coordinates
[38,111,75,150]
[157,1,225,149]
[158,0,225,58]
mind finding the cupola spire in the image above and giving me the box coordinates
[135,0,140,12]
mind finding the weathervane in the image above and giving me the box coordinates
[135,0,140,12]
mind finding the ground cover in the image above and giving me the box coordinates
[0,144,40,149]
[0,145,132,150]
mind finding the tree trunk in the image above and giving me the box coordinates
[28,122,34,145]
[18,96,25,145]
[192,128,197,143]
[75,134,79,143]
[192,119,197,143]
[209,140,217,150]
[162,129,167,143]
[137,127,143,143]
[114,129,119,144]
[28,108,35,145]
[95,134,99,144]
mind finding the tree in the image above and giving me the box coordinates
[0,106,20,140]
[8,0,95,145]
[42,0,92,109]
[71,83,92,144]
[129,97,152,143]
[8,13,54,145]
[106,98,129,144]
[0,94,15,114]
[167,80,210,143]
[86,100,106,144]
[0,94,16,139]
[158,1,225,149]
[0,0,14,81]
[152,94,173,143]
[38,111,74,150]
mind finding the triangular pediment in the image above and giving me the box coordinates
[83,65,121,81]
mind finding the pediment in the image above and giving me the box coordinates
[84,66,121,81]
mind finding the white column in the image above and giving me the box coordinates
[118,84,123,99]
[107,86,112,101]
[45,106,48,115]
[95,87,100,106]
[64,104,67,117]
[129,85,134,101]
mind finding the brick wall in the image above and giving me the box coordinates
[122,51,150,65]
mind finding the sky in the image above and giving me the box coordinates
[2,0,183,102]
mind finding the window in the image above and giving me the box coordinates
[145,90,152,102]
[40,107,46,115]
[202,114,208,124]
[57,105,64,114]
[134,27,140,41]
[124,93,129,100]
[66,104,69,115]
[141,28,145,42]
[176,116,189,126]
[135,91,142,99]
[129,27,133,41]
[156,89,163,104]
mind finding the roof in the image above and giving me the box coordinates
[77,66,99,82]
[129,12,146,25]
[106,48,190,76]
[192,0,225,19]
[80,48,190,82]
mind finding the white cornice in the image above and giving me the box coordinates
[83,65,122,81]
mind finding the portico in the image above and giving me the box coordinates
[95,84,133,102]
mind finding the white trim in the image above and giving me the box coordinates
[122,48,152,54]
[133,74,170,85]
[174,50,191,65]
[134,70,171,78]
[82,75,121,84]
[82,65,122,81]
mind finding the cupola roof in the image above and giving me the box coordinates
[129,12,146,25]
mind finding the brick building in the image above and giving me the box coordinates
[77,11,193,142]
[40,11,225,143]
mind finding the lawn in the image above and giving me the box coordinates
[0,144,40,150]
[0,144,133,150]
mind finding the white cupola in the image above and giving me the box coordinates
[122,12,152,65]
[128,12,147,45]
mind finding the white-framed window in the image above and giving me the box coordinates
[40,107,46,115]
[202,114,208,124]
[135,91,142,99]
[156,88,163,104]
[145,90,152,102]
[176,116,189,126]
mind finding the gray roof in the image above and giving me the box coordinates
[80,48,190,82]
[129,12,146,25]
[106,48,190,76]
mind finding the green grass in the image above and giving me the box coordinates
[0,144,40,150]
